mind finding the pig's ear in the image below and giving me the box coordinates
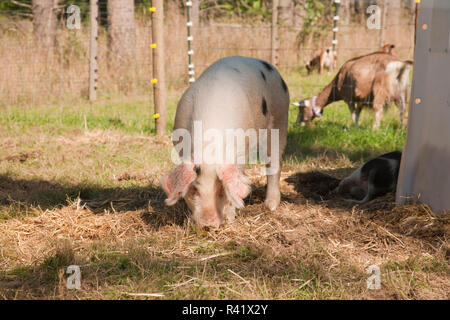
[217,164,251,209]
[161,162,197,206]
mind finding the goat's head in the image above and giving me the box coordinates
[380,44,396,55]
[293,96,323,126]
[305,62,312,74]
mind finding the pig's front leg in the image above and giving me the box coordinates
[263,120,286,212]
[265,162,281,211]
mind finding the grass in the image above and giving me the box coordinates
[285,71,406,162]
[0,71,448,300]
[0,91,179,136]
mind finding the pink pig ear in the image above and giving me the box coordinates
[161,162,197,206]
[217,164,251,209]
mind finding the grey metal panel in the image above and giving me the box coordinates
[430,0,450,53]
[396,0,450,213]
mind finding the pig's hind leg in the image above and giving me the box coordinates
[345,159,395,205]
[345,175,377,204]
[332,167,363,196]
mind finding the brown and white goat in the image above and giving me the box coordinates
[306,47,337,75]
[294,52,412,129]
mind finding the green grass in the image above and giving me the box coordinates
[0,89,180,136]
[1,71,406,164]
[286,103,406,162]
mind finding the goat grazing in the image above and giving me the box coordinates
[306,47,337,75]
[294,52,412,129]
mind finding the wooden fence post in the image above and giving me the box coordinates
[89,0,98,101]
[271,0,279,66]
[151,0,166,135]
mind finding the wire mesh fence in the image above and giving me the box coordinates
[0,0,416,108]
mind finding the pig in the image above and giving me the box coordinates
[332,151,402,204]
[161,56,290,228]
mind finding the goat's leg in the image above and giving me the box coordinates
[373,100,384,129]
[400,91,407,128]
[348,102,358,126]
[354,105,363,127]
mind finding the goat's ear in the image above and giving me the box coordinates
[161,162,197,206]
[216,164,250,209]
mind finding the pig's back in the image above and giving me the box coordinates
[174,56,289,132]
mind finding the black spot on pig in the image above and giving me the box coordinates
[260,70,266,82]
[262,97,267,116]
[231,67,241,73]
[280,77,287,92]
[360,151,401,189]
[260,60,274,72]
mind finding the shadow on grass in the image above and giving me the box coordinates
[0,166,388,229]
[0,173,296,231]
[284,169,400,214]
[0,173,190,229]
[0,173,298,229]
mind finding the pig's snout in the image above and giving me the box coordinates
[199,218,221,229]
[198,216,221,229]
[197,207,222,229]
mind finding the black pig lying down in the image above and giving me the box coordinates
[333,151,402,204]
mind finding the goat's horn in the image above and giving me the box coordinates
[292,101,306,107]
